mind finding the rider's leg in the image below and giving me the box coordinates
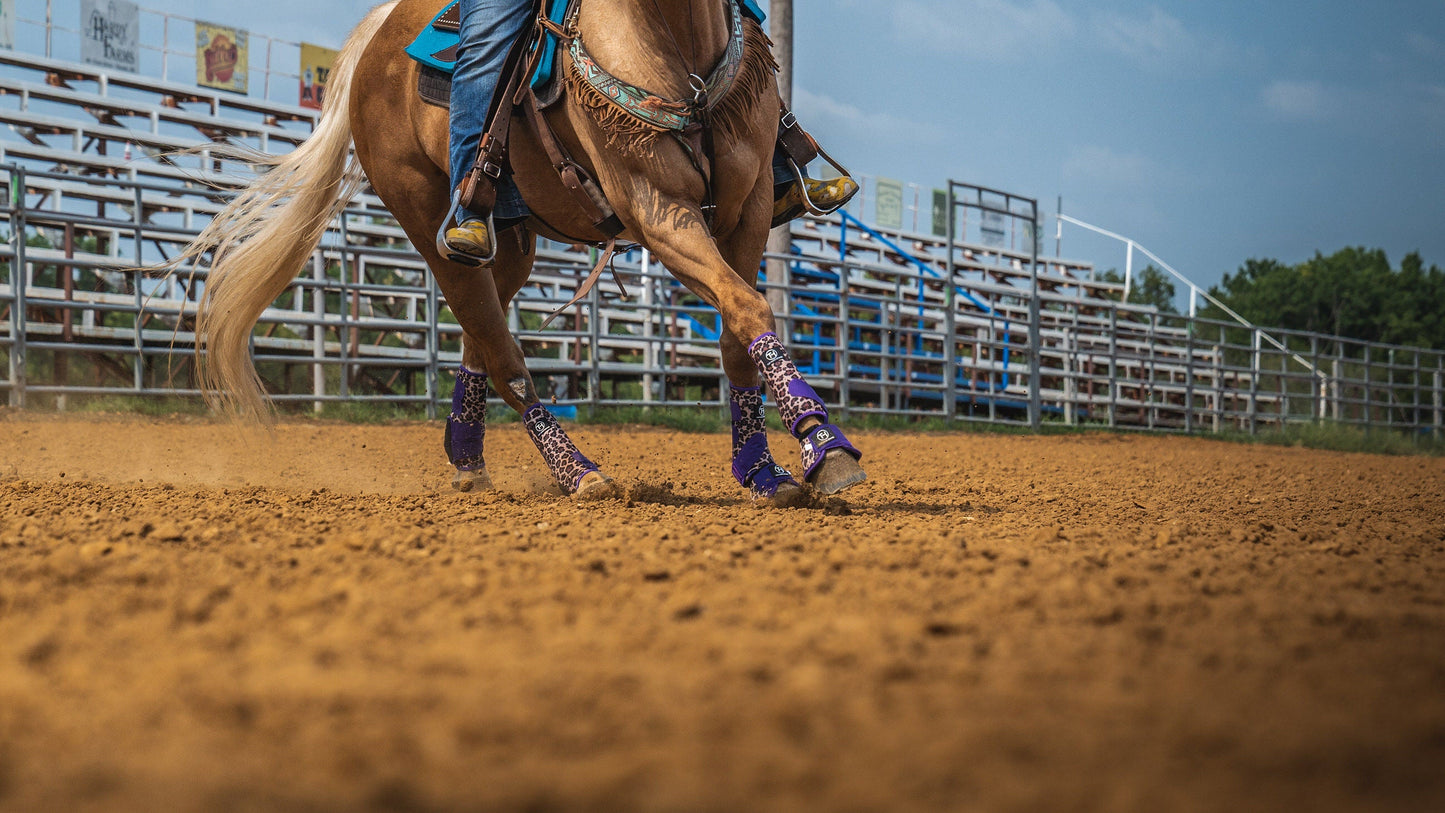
[446,0,533,258]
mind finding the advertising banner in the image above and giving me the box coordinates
[81,0,141,73]
[931,189,948,237]
[196,21,249,93]
[0,1,14,50]
[299,43,339,110]
[875,177,904,231]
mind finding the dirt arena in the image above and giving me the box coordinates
[1,412,1443,812]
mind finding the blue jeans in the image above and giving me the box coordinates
[449,0,532,221]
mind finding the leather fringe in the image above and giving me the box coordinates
[564,19,779,157]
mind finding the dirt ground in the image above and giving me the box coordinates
[1,412,1443,813]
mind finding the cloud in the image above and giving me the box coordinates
[1260,79,1335,120]
[792,87,945,146]
[1406,32,1444,60]
[1090,6,1229,69]
[886,0,1076,63]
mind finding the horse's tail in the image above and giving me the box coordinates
[185,1,398,422]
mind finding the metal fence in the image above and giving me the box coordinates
[3,162,1442,437]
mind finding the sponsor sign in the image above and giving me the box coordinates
[81,0,141,73]
[0,1,15,50]
[196,21,249,93]
[874,177,903,231]
[931,188,948,237]
[299,42,339,110]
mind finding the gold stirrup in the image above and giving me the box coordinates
[771,175,859,227]
[436,188,497,267]
[444,219,495,260]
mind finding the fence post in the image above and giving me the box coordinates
[943,284,956,421]
[1108,307,1118,428]
[1435,365,1442,438]
[1363,344,1373,432]
[1311,334,1322,423]
[1212,343,1223,433]
[588,276,601,411]
[1184,318,1195,434]
[1249,329,1261,435]
[11,166,27,409]
[312,250,326,413]
[425,269,440,420]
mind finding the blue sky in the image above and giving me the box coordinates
[43,0,1445,297]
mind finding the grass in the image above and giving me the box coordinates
[1211,421,1445,457]
[36,393,1445,457]
[74,394,210,417]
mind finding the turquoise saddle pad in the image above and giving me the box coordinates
[405,0,766,88]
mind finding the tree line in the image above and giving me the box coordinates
[1094,248,1445,351]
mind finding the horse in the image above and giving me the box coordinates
[175,0,866,504]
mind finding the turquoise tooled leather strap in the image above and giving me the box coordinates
[569,0,745,132]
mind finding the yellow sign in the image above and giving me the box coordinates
[196,21,248,93]
[299,43,339,110]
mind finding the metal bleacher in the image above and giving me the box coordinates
[2,37,1440,433]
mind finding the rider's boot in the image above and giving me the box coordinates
[772,176,859,225]
[444,217,495,259]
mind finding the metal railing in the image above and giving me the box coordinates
[16,0,311,105]
[3,161,1442,438]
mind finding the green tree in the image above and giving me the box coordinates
[1097,264,1178,314]
[1201,247,1445,349]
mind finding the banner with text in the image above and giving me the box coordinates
[931,189,948,237]
[81,0,141,73]
[875,178,904,231]
[299,43,339,110]
[0,1,17,50]
[196,21,249,93]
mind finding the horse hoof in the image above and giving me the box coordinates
[764,480,810,509]
[574,471,620,501]
[807,448,867,496]
[452,468,493,493]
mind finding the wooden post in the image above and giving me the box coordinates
[764,0,793,340]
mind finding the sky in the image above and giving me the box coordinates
[31,0,1445,301]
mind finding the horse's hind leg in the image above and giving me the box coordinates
[441,237,617,499]
[444,233,537,493]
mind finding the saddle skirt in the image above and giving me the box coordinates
[405,0,767,108]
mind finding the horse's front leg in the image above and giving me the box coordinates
[625,183,866,497]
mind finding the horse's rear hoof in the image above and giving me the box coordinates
[807,449,867,496]
[452,468,493,493]
[574,471,620,501]
[765,480,811,509]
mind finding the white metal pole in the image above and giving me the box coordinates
[1123,241,1134,303]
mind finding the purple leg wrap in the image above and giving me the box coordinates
[444,366,488,471]
[729,385,799,499]
[522,404,599,494]
[748,332,828,435]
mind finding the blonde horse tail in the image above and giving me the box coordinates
[185,1,398,422]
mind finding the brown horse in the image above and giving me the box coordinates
[179,0,865,502]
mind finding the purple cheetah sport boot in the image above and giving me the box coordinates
[729,385,806,507]
[522,404,614,498]
[747,332,866,495]
[444,366,492,492]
